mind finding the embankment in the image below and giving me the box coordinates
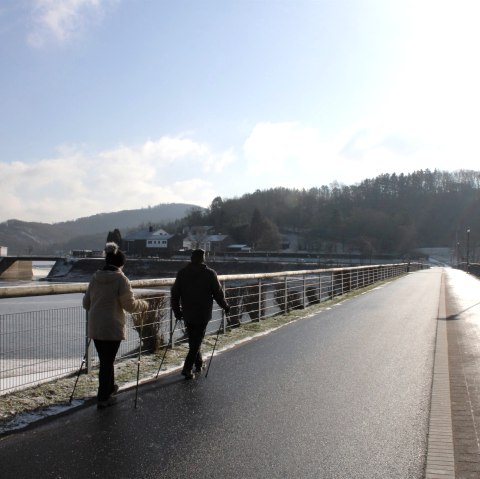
[46,258,326,282]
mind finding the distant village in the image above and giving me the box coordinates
[122,225,252,257]
[68,225,254,259]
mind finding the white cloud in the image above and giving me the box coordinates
[169,179,218,206]
[5,118,480,224]
[244,122,327,175]
[0,136,234,223]
[242,120,480,190]
[27,0,107,48]
[101,136,236,173]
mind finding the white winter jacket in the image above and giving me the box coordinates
[83,268,148,341]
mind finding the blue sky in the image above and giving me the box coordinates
[1,0,480,223]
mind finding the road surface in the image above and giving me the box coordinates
[1,268,442,478]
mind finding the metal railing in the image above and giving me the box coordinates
[0,263,427,395]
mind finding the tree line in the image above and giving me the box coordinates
[165,169,480,256]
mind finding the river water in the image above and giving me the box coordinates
[0,261,189,394]
[0,261,82,315]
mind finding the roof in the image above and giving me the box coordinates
[123,229,175,241]
[206,234,229,242]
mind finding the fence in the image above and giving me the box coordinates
[0,263,426,395]
[456,262,480,277]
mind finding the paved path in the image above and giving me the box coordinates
[425,267,480,479]
[445,269,480,479]
[2,267,480,478]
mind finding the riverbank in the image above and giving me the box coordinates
[45,257,329,282]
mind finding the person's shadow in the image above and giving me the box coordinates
[446,301,480,320]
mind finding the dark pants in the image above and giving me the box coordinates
[183,322,208,373]
[93,339,121,401]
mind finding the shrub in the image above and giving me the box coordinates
[132,293,168,353]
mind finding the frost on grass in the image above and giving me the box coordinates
[0,313,299,432]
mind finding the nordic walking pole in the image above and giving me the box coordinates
[205,312,226,378]
[69,338,91,404]
[155,315,179,379]
[134,315,144,409]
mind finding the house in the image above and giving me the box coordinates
[182,225,214,250]
[182,226,235,253]
[182,225,212,250]
[227,244,252,253]
[122,227,183,257]
[204,234,235,253]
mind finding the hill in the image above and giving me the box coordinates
[3,169,480,258]
[172,169,480,258]
[0,203,201,255]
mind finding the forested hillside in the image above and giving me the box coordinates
[3,170,478,257]
[0,203,199,255]
[171,170,480,256]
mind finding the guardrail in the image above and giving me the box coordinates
[456,262,480,277]
[0,263,426,395]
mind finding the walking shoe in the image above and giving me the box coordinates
[181,369,195,380]
[97,396,117,409]
[194,361,206,374]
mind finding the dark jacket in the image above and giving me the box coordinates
[171,262,229,324]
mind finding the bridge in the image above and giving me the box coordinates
[0,256,63,280]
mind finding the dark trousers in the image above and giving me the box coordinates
[183,322,208,373]
[93,339,121,401]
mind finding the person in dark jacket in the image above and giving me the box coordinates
[171,249,230,379]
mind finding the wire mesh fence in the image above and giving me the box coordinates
[0,263,426,395]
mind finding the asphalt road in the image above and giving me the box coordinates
[1,268,442,479]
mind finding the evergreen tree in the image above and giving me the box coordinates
[106,228,122,246]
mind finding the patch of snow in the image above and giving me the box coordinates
[0,400,85,435]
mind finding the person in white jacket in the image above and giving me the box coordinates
[83,242,148,409]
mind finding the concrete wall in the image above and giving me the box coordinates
[46,258,326,282]
[0,259,33,280]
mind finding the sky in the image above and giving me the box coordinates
[1,0,480,224]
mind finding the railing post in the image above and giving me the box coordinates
[318,273,322,302]
[258,279,262,319]
[170,307,175,349]
[302,275,306,308]
[85,311,92,373]
[222,281,227,333]
[284,276,288,312]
